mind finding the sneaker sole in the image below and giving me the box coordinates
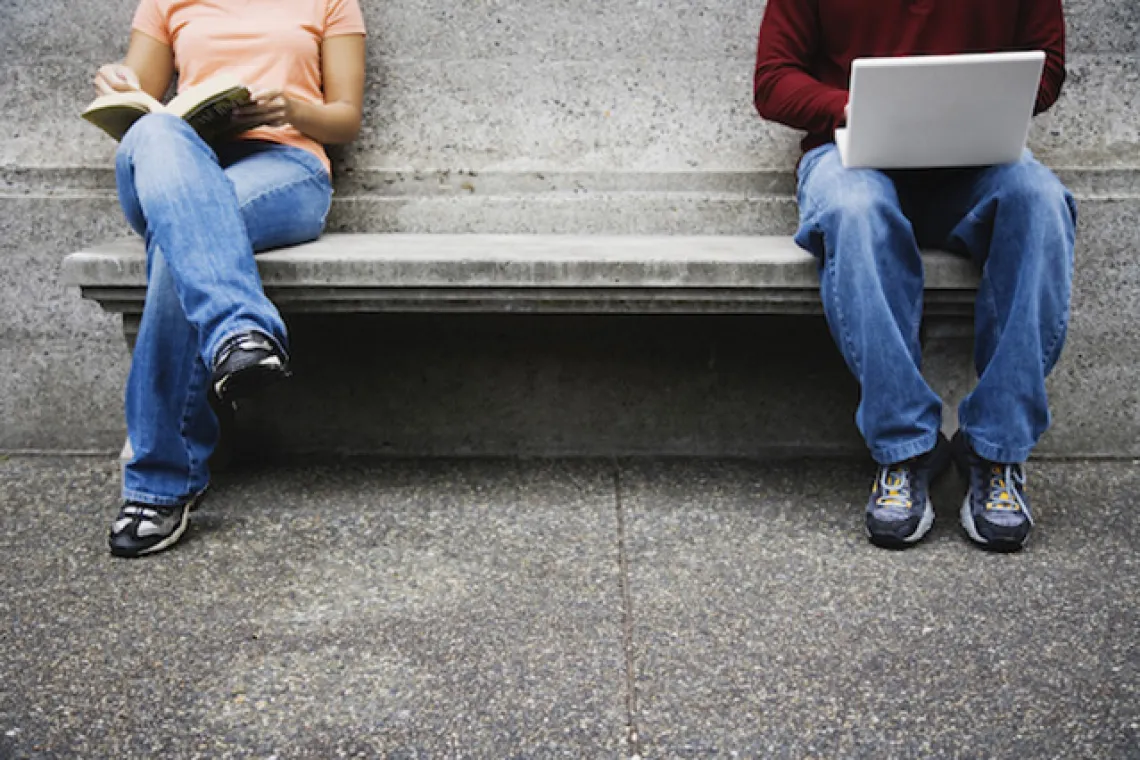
[866,496,935,549]
[214,361,289,405]
[109,488,208,559]
[959,495,1029,553]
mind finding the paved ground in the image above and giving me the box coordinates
[0,455,1137,759]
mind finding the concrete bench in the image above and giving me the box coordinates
[61,233,982,459]
[63,234,978,337]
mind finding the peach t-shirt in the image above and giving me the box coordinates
[131,0,366,174]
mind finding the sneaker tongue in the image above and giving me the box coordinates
[980,463,1026,522]
[988,468,1017,509]
[877,468,912,510]
[885,471,906,489]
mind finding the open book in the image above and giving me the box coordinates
[81,74,251,143]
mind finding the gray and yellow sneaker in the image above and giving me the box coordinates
[956,441,1033,551]
[866,461,935,548]
[108,489,207,558]
[865,435,950,549]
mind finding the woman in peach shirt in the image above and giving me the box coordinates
[94,0,366,558]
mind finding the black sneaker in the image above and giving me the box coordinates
[865,435,950,549]
[211,331,290,404]
[954,436,1034,551]
[108,489,207,558]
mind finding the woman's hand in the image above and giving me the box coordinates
[232,88,293,129]
[93,63,142,95]
[227,33,365,143]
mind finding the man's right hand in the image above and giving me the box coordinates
[93,63,141,95]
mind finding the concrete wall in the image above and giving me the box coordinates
[2,1,1138,456]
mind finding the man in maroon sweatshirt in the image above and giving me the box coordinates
[754,0,1077,552]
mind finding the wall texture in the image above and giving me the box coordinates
[1,0,1137,456]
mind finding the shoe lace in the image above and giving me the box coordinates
[124,503,160,520]
[876,465,913,510]
[985,464,1026,512]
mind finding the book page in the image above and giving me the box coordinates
[80,90,165,141]
[166,75,248,119]
[83,89,165,115]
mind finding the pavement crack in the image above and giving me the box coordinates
[612,460,643,760]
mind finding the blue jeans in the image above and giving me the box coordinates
[115,114,332,505]
[794,144,1077,465]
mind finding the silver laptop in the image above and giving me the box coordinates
[835,51,1045,170]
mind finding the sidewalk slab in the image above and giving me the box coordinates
[620,459,1140,759]
[0,457,627,759]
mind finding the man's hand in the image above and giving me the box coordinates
[93,63,141,95]
[232,88,293,129]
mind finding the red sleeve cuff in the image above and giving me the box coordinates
[824,89,849,129]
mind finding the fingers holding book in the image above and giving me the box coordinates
[232,88,293,128]
[94,63,141,96]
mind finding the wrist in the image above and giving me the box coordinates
[284,96,307,128]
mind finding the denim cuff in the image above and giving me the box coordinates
[121,487,195,508]
[869,431,941,466]
[960,430,1030,465]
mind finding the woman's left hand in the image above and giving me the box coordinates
[232,88,293,128]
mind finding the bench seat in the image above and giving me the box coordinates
[63,234,979,319]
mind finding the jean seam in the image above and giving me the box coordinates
[318,190,333,229]
[179,358,207,497]
[1043,195,1077,369]
[979,266,1001,369]
[911,290,923,360]
[117,149,146,236]
[796,145,828,199]
[827,248,862,377]
[1041,298,1070,372]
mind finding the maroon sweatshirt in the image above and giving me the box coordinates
[753,0,1067,153]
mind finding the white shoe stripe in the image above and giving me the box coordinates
[136,502,192,556]
[904,497,936,543]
